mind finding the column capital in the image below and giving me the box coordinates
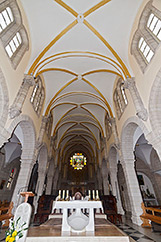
[123,77,135,89]
[23,74,35,86]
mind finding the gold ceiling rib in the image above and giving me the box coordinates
[45,77,77,115]
[54,0,78,17]
[45,77,113,117]
[61,136,95,158]
[58,125,99,150]
[80,123,99,148]
[82,77,113,117]
[58,124,79,145]
[81,102,110,114]
[83,69,122,77]
[52,106,78,135]
[50,92,108,111]
[50,102,78,112]
[28,19,78,75]
[53,103,104,138]
[60,113,98,124]
[35,51,125,77]
[36,68,77,77]
[83,19,131,77]
[80,107,104,136]
[56,121,78,132]
[28,0,130,78]
[83,0,111,18]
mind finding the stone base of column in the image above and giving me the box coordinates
[131,214,142,226]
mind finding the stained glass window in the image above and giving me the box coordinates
[70,153,87,170]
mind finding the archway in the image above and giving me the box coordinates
[121,118,148,225]
[9,116,36,212]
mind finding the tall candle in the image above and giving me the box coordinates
[93,190,95,200]
[62,190,65,199]
[59,190,61,197]
[96,190,99,197]
[66,190,69,197]
[88,190,91,198]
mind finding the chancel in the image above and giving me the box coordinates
[0,0,161,242]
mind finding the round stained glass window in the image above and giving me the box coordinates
[70,153,87,170]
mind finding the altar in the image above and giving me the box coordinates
[52,200,103,232]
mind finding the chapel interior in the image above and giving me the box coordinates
[0,0,161,241]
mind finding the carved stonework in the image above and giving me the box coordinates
[124,77,148,121]
[9,105,21,119]
[9,74,35,119]
[110,118,120,150]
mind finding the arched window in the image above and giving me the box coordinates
[0,0,29,69]
[30,76,45,116]
[113,78,128,119]
[131,1,161,72]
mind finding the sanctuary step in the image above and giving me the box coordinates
[26,218,131,242]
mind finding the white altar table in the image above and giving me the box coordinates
[52,200,103,232]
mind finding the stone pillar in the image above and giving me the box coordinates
[110,118,120,149]
[11,159,34,213]
[110,166,124,214]
[46,159,55,195]
[9,74,35,119]
[37,116,48,147]
[34,166,47,212]
[123,77,148,121]
[101,159,110,195]
[52,167,59,193]
[122,160,143,225]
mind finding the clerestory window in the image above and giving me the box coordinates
[138,37,154,63]
[30,76,45,116]
[131,1,161,72]
[5,31,22,58]
[113,78,128,119]
[147,13,161,41]
[0,7,13,33]
[0,0,29,69]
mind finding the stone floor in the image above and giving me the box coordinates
[0,217,161,242]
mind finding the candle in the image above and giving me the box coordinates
[93,190,95,200]
[96,190,99,200]
[66,190,69,197]
[62,190,65,199]
[59,190,61,197]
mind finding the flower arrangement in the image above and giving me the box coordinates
[5,217,28,242]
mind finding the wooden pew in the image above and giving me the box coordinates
[140,202,161,228]
[0,201,14,227]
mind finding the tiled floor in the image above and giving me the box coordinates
[117,224,155,242]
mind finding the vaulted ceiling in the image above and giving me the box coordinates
[20,0,143,161]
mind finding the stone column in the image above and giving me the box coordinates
[9,74,35,119]
[109,118,120,149]
[36,116,48,147]
[122,159,143,225]
[123,77,148,121]
[110,166,124,214]
[34,166,47,212]
[46,159,55,195]
[52,167,59,193]
[102,159,110,195]
[11,159,34,213]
